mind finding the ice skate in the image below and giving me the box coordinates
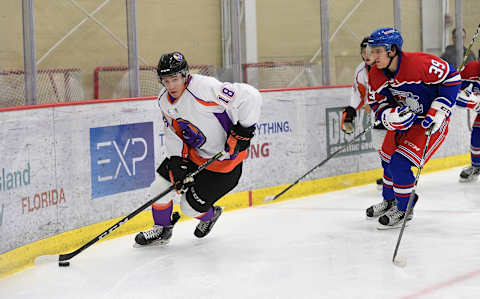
[365,199,396,219]
[459,166,480,183]
[134,212,180,247]
[377,206,412,230]
[377,194,417,230]
[194,206,223,238]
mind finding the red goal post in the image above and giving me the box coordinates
[242,61,322,89]
[93,64,216,99]
[0,68,84,107]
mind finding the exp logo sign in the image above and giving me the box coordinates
[90,122,155,198]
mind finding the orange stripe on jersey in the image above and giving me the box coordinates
[168,117,195,158]
[357,82,367,109]
[171,118,183,138]
[181,143,189,158]
[194,97,219,106]
[188,147,246,173]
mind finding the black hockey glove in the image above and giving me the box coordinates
[226,124,255,155]
[373,120,386,130]
[341,106,357,134]
[166,156,198,192]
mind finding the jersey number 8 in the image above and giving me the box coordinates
[218,87,235,104]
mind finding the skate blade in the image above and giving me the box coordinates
[459,177,479,183]
[132,239,170,248]
[376,221,411,230]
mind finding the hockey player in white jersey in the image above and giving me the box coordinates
[340,37,385,187]
[135,52,262,246]
[341,37,375,134]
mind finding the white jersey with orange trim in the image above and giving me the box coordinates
[350,61,369,111]
[157,74,262,173]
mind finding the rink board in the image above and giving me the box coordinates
[0,86,473,276]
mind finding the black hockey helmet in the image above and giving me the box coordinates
[157,51,189,79]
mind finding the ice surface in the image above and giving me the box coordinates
[1,166,480,299]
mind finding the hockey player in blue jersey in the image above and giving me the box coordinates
[365,27,462,228]
[456,60,480,182]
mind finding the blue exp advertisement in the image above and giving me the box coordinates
[90,122,155,198]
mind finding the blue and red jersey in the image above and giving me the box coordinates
[367,51,461,123]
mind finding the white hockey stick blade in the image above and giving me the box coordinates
[393,256,408,267]
[263,195,276,202]
[34,254,59,265]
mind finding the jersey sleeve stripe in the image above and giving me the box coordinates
[443,73,461,84]
[213,111,234,133]
[434,96,454,107]
[446,70,459,78]
[443,81,461,86]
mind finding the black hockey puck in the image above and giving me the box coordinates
[58,261,70,267]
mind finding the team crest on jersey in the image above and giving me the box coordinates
[389,89,423,114]
[176,118,206,148]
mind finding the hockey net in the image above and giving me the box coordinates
[93,64,217,99]
[0,68,84,107]
[242,61,322,89]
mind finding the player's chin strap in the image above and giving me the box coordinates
[383,50,398,71]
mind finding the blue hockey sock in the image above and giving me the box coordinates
[471,125,480,167]
[381,160,394,200]
[389,153,415,211]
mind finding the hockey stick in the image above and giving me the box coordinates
[458,23,480,71]
[264,123,374,202]
[392,128,433,267]
[35,151,224,266]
